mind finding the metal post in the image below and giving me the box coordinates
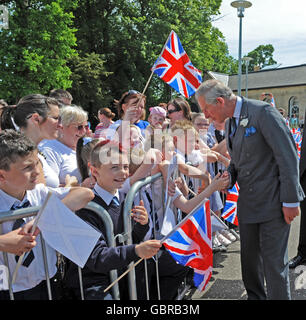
[238,13,243,96]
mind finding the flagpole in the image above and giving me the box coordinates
[104,257,144,294]
[11,191,52,284]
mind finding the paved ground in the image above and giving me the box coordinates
[192,214,306,300]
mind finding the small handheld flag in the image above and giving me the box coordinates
[221,182,239,226]
[163,200,212,292]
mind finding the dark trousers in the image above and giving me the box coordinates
[297,175,306,257]
[135,250,189,300]
[0,276,60,300]
[239,217,291,300]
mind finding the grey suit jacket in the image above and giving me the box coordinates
[226,97,305,223]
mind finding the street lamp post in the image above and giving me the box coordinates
[231,1,252,96]
[242,56,253,98]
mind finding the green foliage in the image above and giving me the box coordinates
[243,44,277,72]
[69,0,238,113]
[68,52,112,125]
[0,0,77,103]
[0,0,240,113]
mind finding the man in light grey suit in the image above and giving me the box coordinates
[195,79,305,300]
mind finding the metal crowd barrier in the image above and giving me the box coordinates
[0,201,120,301]
[0,206,49,300]
[123,172,166,300]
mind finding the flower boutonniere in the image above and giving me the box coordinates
[240,118,249,127]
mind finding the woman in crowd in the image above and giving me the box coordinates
[94,107,115,139]
[107,90,149,140]
[166,97,192,128]
[0,96,61,187]
[40,105,88,186]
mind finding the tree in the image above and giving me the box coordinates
[68,52,112,126]
[242,44,277,72]
[0,0,77,103]
[71,0,237,111]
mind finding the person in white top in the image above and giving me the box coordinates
[40,105,88,186]
[0,130,94,299]
[0,95,62,187]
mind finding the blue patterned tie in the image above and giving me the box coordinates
[11,200,35,267]
[112,196,120,207]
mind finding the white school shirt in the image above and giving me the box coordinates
[39,139,82,185]
[38,152,60,188]
[0,184,70,292]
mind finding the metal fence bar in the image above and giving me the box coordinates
[0,207,39,300]
[40,236,52,300]
[123,172,162,300]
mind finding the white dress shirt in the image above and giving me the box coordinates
[0,184,70,292]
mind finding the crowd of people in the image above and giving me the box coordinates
[0,82,303,300]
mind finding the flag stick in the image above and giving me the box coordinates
[210,209,229,230]
[104,257,144,293]
[12,191,52,284]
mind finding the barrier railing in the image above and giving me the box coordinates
[123,172,164,300]
[0,206,50,300]
[0,201,120,301]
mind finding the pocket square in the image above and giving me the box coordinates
[245,126,256,137]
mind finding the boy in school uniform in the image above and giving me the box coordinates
[0,130,94,300]
[64,140,161,300]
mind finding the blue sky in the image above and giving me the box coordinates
[212,0,306,68]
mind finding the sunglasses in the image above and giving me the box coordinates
[74,124,89,131]
[167,108,181,115]
[121,90,140,104]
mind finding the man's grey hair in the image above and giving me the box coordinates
[195,79,233,104]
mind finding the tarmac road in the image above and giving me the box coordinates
[192,214,306,300]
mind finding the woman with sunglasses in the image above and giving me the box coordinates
[40,105,88,186]
[167,97,192,128]
[0,96,62,187]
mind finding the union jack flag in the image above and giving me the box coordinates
[270,95,276,108]
[151,30,202,98]
[163,201,212,292]
[221,183,239,226]
[291,127,302,159]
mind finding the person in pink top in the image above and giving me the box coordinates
[94,107,115,139]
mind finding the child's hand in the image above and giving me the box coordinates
[174,177,188,197]
[131,200,148,225]
[135,240,162,259]
[144,148,163,165]
[65,174,79,187]
[167,179,176,197]
[211,172,230,192]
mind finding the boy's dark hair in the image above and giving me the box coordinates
[49,89,73,105]
[0,130,37,171]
